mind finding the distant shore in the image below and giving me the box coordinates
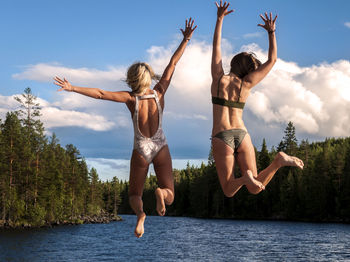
[0,211,123,229]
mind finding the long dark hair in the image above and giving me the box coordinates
[230,52,262,78]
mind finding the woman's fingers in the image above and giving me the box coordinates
[260,14,266,22]
[264,12,269,20]
[53,81,62,87]
[54,76,63,83]
[273,14,278,23]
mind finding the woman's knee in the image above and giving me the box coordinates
[221,186,234,198]
[128,192,142,201]
[246,186,262,195]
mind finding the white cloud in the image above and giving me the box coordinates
[164,111,208,121]
[243,32,263,39]
[345,22,350,28]
[0,94,119,131]
[13,62,127,89]
[41,107,116,131]
[11,40,350,139]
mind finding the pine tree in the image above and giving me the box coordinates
[1,113,24,223]
[14,87,46,210]
[258,138,270,171]
[279,121,298,155]
[208,145,215,166]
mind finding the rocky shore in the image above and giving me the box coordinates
[0,210,123,229]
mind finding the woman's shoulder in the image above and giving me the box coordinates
[221,73,242,86]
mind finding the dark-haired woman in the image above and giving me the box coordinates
[211,1,304,197]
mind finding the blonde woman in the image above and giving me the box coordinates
[54,18,197,238]
[211,1,304,197]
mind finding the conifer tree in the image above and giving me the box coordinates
[258,138,270,171]
[279,121,298,155]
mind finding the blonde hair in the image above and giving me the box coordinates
[126,62,160,95]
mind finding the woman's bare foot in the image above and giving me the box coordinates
[134,212,146,238]
[276,152,304,169]
[243,170,265,191]
[155,188,166,216]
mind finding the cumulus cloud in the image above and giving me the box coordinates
[13,62,127,89]
[164,111,208,121]
[147,40,350,137]
[345,22,350,28]
[12,39,350,138]
[248,54,350,136]
[0,94,119,131]
[243,32,263,39]
[41,107,116,131]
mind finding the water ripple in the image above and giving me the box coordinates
[1,216,349,261]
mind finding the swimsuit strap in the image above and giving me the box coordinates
[134,95,139,115]
[139,93,156,100]
[153,90,163,127]
[134,90,162,134]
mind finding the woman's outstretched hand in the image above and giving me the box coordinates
[215,0,234,19]
[54,76,73,92]
[258,12,277,33]
[180,17,197,41]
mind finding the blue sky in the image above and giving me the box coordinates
[1,0,350,181]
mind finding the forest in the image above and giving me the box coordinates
[0,88,122,227]
[118,123,350,223]
[1,88,349,228]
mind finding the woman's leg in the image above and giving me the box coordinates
[212,137,262,197]
[129,150,149,238]
[236,134,304,194]
[152,145,174,216]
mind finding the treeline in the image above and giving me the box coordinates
[119,122,350,223]
[2,88,349,226]
[0,88,123,227]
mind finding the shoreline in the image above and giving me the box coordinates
[0,211,123,229]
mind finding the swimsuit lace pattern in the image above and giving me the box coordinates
[132,90,167,163]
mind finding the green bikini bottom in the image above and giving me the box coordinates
[213,128,247,151]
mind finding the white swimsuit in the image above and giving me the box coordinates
[132,90,167,163]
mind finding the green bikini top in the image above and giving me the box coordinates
[212,76,245,109]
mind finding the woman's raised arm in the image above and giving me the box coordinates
[244,12,277,88]
[211,1,234,81]
[155,18,197,96]
[54,76,132,103]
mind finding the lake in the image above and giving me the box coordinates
[1,215,349,261]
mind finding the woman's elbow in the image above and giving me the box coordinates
[268,57,277,65]
[95,89,104,99]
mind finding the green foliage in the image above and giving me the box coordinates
[119,122,350,223]
[2,89,349,225]
[0,88,122,227]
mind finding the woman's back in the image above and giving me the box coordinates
[211,74,249,135]
[131,89,163,138]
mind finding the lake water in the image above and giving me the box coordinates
[0,215,349,261]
